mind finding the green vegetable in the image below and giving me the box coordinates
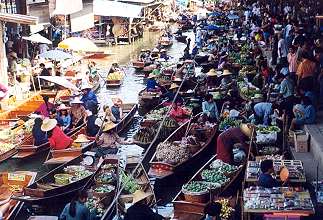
[183,181,208,193]
[120,170,140,194]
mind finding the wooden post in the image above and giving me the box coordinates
[128,17,132,44]
[0,22,8,87]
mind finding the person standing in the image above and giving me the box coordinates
[278,34,288,67]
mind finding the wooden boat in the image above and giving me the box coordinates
[175,35,187,43]
[0,171,37,220]
[13,124,85,160]
[44,104,138,165]
[0,92,44,120]
[172,155,242,220]
[12,156,100,204]
[138,89,161,115]
[118,159,156,215]
[106,71,125,88]
[148,116,217,179]
[132,60,145,69]
[158,36,173,47]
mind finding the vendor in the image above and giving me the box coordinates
[206,69,219,89]
[124,190,164,220]
[258,159,280,188]
[290,97,316,131]
[35,95,55,117]
[57,104,72,131]
[146,74,160,92]
[218,70,235,92]
[150,48,159,60]
[86,101,100,137]
[169,102,191,123]
[32,117,48,146]
[60,190,91,220]
[109,62,120,73]
[216,124,254,164]
[103,105,117,123]
[96,122,130,156]
[41,118,73,150]
[202,94,219,122]
[253,102,278,126]
[111,97,123,123]
[70,97,88,128]
[80,82,98,107]
[160,49,169,61]
[161,83,183,105]
[202,201,222,220]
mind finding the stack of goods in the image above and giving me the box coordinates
[256,125,281,144]
[237,81,262,101]
[144,106,170,122]
[244,187,314,211]
[181,159,239,203]
[155,141,191,165]
[219,117,242,131]
[215,198,235,220]
[133,127,156,145]
[246,160,305,182]
[55,165,93,184]
[312,181,323,203]
[120,169,140,194]
[107,71,124,81]
[86,163,117,218]
[258,145,281,156]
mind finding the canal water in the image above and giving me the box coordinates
[4,29,200,219]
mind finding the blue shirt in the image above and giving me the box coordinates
[32,127,48,146]
[86,115,100,137]
[279,78,294,98]
[60,201,91,220]
[146,79,158,91]
[254,102,272,126]
[202,101,219,119]
[305,91,316,105]
[58,114,71,128]
[258,173,279,188]
[111,105,121,122]
[304,105,316,124]
[81,90,98,106]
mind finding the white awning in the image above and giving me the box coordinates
[93,0,143,18]
[53,0,83,15]
[119,0,155,4]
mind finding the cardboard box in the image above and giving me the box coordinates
[294,131,309,153]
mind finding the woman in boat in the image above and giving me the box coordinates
[159,49,169,61]
[258,159,280,188]
[86,100,100,137]
[201,201,222,220]
[41,118,73,150]
[70,97,88,128]
[146,74,160,92]
[216,124,254,164]
[111,97,123,123]
[57,104,72,132]
[109,62,120,73]
[60,190,91,220]
[206,69,219,89]
[80,82,98,108]
[32,117,48,146]
[161,83,183,106]
[169,102,191,124]
[35,95,55,117]
[202,94,219,122]
[96,122,131,156]
[150,48,160,60]
[124,190,164,220]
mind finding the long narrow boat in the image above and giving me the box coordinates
[172,155,243,220]
[148,116,217,179]
[43,103,138,165]
[106,71,125,88]
[12,155,102,204]
[13,124,85,160]
[138,89,161,115]
[0,171,37,220]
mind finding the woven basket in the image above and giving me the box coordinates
[182,189,209,203]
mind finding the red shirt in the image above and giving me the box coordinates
[48,126,73,150]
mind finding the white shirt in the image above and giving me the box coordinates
[39,43,49,54]
[278,38,288,58]
[284,24,292,38]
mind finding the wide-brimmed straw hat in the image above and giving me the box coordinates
[240,123,254,138]
[103,122,116,132]
[147,74,156,79]
[207,69,217,76]
[70,97,84,104]
[111,96,123,105]
[152,48,159,53]
[160,49,167,52]
[41,118,57,132]
[222,69,233,76]
[169,83,179,90]
[132,190,152,204]
[172,78,182,82]
[74,134,90,143]
[57,104,70,111]
[80,82,92,90]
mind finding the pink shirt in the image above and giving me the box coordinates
[287,53,297,73]
[0,83,8,100]
[35,102,55,117]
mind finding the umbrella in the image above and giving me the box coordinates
[227,14,239,20]
[22,33,52,44]
[37,76,79,91]
[39,50,73,60]
[58,37,98,52]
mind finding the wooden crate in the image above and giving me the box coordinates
[294,132,309,153]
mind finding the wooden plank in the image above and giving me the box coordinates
[0,13,38,25]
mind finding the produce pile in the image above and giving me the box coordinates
[120,169,140,194]
[155,141,191,165]
[237,81,262,100]
[145,106,170,121]
[216,198,235,220]
[133,127,156,144]
[86,198,105,217]
[107,71,124,81]
[219,117,241,131]
[256,125,281,134]
[201,169,229,188]
[182,181,208,194]
[62,165,93,184]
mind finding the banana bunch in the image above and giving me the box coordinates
[216,198,234,220]
[133,127,156,144]
[107,71,124,81]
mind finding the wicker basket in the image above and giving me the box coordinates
[54,174,71,185]
[92,184,115,205]
[182,189,209,203]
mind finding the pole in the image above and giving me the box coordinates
[0,22,8,88]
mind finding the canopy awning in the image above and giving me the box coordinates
[93,0,143,18]
[53,0,83,15]
[22,33,52,44]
